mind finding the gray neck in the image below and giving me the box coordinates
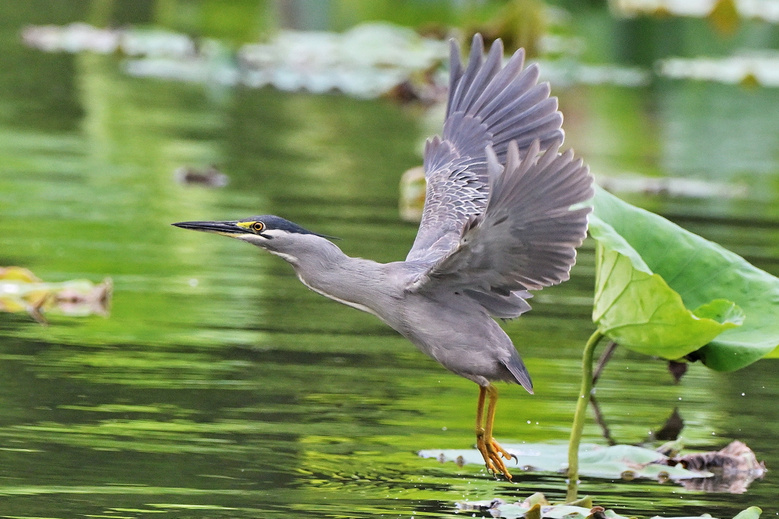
[271,237,396,320]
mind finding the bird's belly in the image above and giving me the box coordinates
[395,298,517,385]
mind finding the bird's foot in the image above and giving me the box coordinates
[476,433,516,479]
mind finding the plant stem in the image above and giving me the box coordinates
[592,340,618,387]
[566,329,604,503]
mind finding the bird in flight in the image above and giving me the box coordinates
[174,34,593,479]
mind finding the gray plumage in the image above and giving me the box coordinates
[173,34,593,479]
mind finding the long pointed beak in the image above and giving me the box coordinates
[172,220,244,235]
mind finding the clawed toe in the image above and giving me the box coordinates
[476,435,515,479]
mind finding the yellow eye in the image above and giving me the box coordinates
[251,221,265,233]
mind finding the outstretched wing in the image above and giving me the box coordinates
[406,34,564,265]
[409,139,593,317]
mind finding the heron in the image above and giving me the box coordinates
[173,34,593,479]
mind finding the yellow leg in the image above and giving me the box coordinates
[475,384,516,479]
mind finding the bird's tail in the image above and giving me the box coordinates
[503,350,534,394]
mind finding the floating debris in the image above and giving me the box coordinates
[658,51,779,87]
[667,440,767,493]
[174,165,229,187]
[0,266,111,324]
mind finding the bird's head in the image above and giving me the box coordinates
[172,215,336,262]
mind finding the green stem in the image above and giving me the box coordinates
[566,329,604,503]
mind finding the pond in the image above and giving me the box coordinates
[1,3,778,518]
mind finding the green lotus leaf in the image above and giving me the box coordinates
[590,227,743,359]
[589,187,779,370]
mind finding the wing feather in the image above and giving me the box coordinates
[406,34,564,265]
[456,36,503,115]
[411,139,593,314]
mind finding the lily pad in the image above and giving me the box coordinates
[589,187,779,371]
[658,52,779,87]
[23,22,450,99]
[457,494,761,519]
[458,498,630,519]
[419,442,712,482]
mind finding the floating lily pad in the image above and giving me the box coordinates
[658,52,779,87]
[589,187,779,371]
[457,494,761,519]
[611,0,778,23]
[458,497,630,519]
[22,22,449,99]
[419,442,712,482]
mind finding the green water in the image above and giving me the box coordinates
[1,4,778,519]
